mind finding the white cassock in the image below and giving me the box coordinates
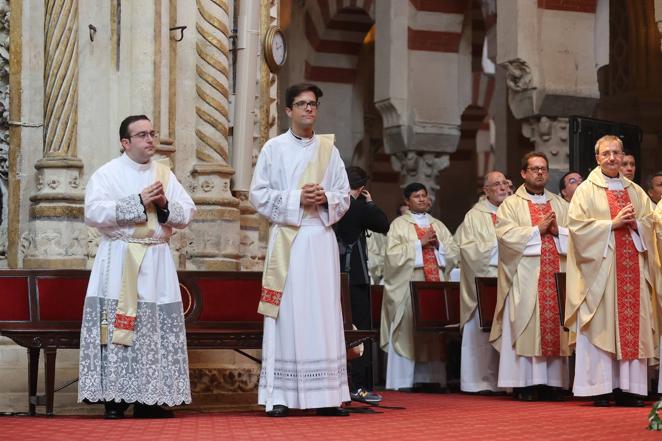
[457,200,500,392]
[250,130,351,411]
[386,212,448,389]
[497,193,569,389]
[78,153,195,406]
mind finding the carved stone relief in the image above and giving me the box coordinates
[521,116,569,170]
[390,151,450,205]
[502,58,533,92]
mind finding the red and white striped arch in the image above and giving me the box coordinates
[304,0,375,84]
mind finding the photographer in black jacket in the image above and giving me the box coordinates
[335,166,389,403]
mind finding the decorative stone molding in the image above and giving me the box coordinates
[24,0,85,269]
[521,116,569,170]
[390,151,450,205]
[190,367,259,394]
[0,0,9,262]
[503,58,534,92]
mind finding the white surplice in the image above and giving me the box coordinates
[78,154,196,406]
[250,130,351,411]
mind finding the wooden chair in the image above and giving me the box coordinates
[554,272,567,330]
[410,281,461,332]
[475,277,498,332]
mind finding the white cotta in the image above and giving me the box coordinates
[250,131,351,411]
[78,154,196,406]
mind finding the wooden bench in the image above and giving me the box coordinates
[0,270,370,416]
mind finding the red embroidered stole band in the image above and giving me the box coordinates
[414,224,441,282]
[260,287,283,308]
[527,200,561,357]
[490,213,497,225]
[606,189,640,360]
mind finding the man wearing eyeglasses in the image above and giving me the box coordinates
[490,152,570,402]
[566,135,655,407]
[78,115,196,418]
[457,171,510,394]
[559,171,583,203]
[250,83,351,417]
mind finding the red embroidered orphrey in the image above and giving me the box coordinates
[260,287,283,307]
[527,200,561,357]
[606,189,640,360]
[414,224,441,282]
[114,313,136,331]
[490,213,497,225]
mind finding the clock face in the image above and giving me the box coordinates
[271,31,286,66]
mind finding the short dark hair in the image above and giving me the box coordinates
[285,83,323,108]
[622,149,635,158]
[119,115,150,140]
[646,171,662,190]
[559,171,579,193]
[403,182,427,199]
[521,151,549,171]
[346,166,369,190]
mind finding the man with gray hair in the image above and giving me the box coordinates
[457,171,510,393]
[566,134,654,407]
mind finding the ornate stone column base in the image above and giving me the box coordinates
[187,163,240,271]
[236,191,265,271]
[23,158,86,268]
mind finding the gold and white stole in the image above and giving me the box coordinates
[111,159,171,346]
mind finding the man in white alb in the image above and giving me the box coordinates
[250,83,351,417]
[78,115,195,419]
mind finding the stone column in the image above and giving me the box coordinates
[374,0,471,206]
[187,0,240,271]
[497,0,600,188]
[24,0,85,269]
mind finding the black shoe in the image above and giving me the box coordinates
[266,405,289,417]
[104,401,130,419]
[133,403,175,418]
[514,386,538,402]
[614,391,645,407]
[539,386,566,402]
[316,407,350,416]
[350,388,383,404]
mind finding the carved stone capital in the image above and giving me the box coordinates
[390,151,450,205]
[521,116,569,170]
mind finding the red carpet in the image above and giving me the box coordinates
[2,392,659,440]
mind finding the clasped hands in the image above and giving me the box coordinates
[300,183,327,207]
[612,203,637,231]
[538,211,559,236]
[140,181,167,209]
[420,228,439,249]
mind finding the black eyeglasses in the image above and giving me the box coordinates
[128,130,159,140]
[292,100,319,109]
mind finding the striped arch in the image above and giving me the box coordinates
[304,0,375,83]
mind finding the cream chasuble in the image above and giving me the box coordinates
[566,167,655,360]
[380,212,459,362]
[489,186,570,358]
[457,199,501,392]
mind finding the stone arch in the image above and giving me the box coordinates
[299,1,376,162]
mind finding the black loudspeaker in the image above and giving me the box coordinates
[569,116,643,182]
